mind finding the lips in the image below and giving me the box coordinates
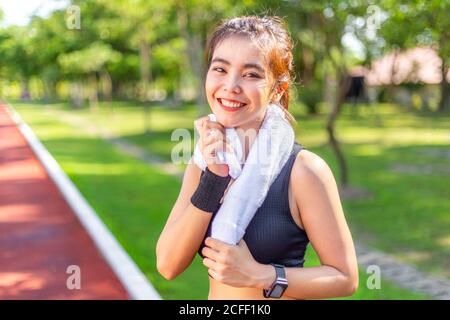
[217,98,247,112]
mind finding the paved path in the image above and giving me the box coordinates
[0,105,129,299]
[355,243,450,300]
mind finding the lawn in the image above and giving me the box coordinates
[19,99,449,279]
[11,100,438,299]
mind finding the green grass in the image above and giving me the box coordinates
[11,104,207,299]
[11,101,437,299]
[23,99,449,279]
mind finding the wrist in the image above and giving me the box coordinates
[253,263,276,290]
[190,167,231,212]
[207,164,229,177]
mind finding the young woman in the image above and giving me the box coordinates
[156,16,358,300]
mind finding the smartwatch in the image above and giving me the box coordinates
[263,263,288,298]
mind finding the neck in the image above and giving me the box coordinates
[235,109,267,161]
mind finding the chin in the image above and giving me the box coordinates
[214,114,239,128]
[209,105,241,128]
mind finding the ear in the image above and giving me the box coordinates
[272,81,288,102]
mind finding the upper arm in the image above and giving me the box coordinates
[163,159,202,229]
[292,150,358,278]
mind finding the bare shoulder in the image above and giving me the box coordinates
[290,149,348,254]
[290,147,341,212]
[291,149,335,185]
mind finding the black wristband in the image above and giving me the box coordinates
[191,167,231,213]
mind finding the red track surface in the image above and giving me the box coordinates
[0,104,129,299]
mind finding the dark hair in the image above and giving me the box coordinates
[204,15,296,124]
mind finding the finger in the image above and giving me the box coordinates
[195,117,210,136]
[204,123,226,138]
[202,132,220,146]
[204,120,225,132]
[201,136,227,151]
[194,116,208,131]
[201,133,211,147]
[195,116,209,123]
[203,140,226,157]
[202,246,221,262]
[205,237,230,252]
[201,133,215,153]
[202,145,217,164]
[213,133,234,154]
[202,257,218,270]
[206,128,225,140]
[208,268,219,280]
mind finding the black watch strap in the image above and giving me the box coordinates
[263,264,288,298]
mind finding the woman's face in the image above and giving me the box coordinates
[205,35,275,129]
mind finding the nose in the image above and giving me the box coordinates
[222,73,242,94]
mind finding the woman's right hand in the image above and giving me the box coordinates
[195,116,232,177]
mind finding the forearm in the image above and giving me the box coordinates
[254,264,358,300]
[156,204,212,279]
[157,165,231,279]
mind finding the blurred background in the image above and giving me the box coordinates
[0,0,449,299]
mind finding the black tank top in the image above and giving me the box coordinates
[198,142,309,268]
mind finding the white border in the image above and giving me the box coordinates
[4,104,161,300]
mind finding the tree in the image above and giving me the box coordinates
[0,26,41,99]
[58,42,121,109]
[379,0,450,111]
[274,0,368,187]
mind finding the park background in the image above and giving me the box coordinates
[0,0,449,299]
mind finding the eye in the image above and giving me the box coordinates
[212,67,225,73]
[245,73,261,78]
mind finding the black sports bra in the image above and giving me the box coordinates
[198,142,309,267]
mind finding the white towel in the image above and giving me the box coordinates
[193,114,244,179]
[193,103,295,245]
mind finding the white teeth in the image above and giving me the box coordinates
[220,98,245,108]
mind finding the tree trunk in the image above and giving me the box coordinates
[193,33,207,115]
[301,47,316,85]
[42,79,50,103]
[140,28,151,99]
[326,71,351,187]
[387,49,400,105]
[88,73,99,111]
[176,2,194,105]
[438,58,449,112]
[70,82,84,108]
[323,71,335,113]
[21,79,30,100]
[139,26,152,133]
[100,69,113,113]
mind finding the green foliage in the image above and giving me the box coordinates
[1,0,447,104]
[58,42,121,75]
[298,81,322,114]
[379,0,450,64]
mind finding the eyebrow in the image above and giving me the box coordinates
[211,57,265,74]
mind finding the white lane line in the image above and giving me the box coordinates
[5,104,161,300]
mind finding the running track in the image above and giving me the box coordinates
[0,104,129,299]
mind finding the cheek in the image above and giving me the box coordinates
[205,75,220,96]
[204,76,215,104]
[248,82,271,104]
[205,74,212,92]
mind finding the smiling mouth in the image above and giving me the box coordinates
[217,98,247,110]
